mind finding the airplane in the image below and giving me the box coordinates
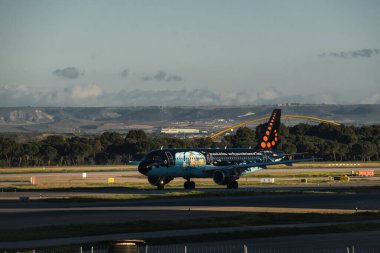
[136,109,313,190]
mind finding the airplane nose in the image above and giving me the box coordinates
[138,161,151,175]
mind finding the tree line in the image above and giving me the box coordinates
[0,123,379,167]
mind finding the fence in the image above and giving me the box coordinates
[5,243,380,253]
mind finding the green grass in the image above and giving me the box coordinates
[3,175,378,190]
[249,172,353,178]
[1,162,378,191]
[267,161,380,169]
[1,161,379,174]
[59,191,208,202]
[2,185,380,203]
[0,165,137,174]
[1,212,380,242]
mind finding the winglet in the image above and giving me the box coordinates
[258,109,281,150]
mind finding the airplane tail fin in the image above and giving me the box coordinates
[257,109,281,150]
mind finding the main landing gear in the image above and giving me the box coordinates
[226,181,238,189]
[184,180,196,190]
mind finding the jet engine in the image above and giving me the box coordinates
[147,176,173,186]
[213,170,228,185]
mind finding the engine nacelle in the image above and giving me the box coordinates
[147,176,173,186]
[213,170,228,185]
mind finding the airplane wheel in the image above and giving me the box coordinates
[227,181,238,189]
[157,185,165,190]
[184,181,195,190]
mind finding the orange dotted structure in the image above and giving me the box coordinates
[256,110,281,149]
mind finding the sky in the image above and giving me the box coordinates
[0,0,379,106]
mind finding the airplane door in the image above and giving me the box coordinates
[206,152,212,164]
[165,152,174,167]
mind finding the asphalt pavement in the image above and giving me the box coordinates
[1,191,379,229]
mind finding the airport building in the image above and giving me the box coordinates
[160,128,200,134]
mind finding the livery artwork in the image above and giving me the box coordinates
[175,151,206,168]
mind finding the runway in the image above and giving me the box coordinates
[1,191,379,229]
[1,168,379,249]
[2,221,380,249]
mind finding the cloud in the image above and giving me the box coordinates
[315,94,336,104]
[52,67,83,79]
[268,93,338,105]
[258,87,281,100]
[2,84,378,107]
[121,69,128,78]
[362,93,380,104]
[70,84,103,99]
[103,88,280,106]
[153,71,166,81]
[166,75,183,82]
[142,71,183,82]
[321,48,379,59]
[37,84,103,106]
[0,84,36,106]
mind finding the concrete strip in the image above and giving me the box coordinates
[0,205,373,214]
[1,220,380,249]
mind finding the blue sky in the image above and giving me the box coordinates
[0,0,379,106]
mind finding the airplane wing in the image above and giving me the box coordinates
[204,158,315,172]
[129,161,141,165]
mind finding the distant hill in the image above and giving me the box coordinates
[0,104,379,133]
